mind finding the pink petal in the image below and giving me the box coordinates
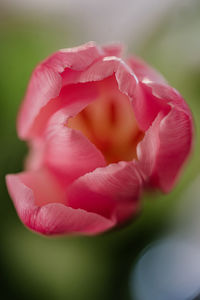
[44,109,106,184]
[17,42,104,139]
[127,56,167,84]
[137,113,164,179]
[61,57,144,133]
[144,82,192,116]
[61,56,137,88]
[60,56,164,132]
[102,43,124,57]
[137,107,193,192]
[151,107,193,192]
[10,169,66,207]
[27,81,99,138]
[6,172,115,235]
[136,82,193,192]
[67,161,143,223]
[61,61,191,136]
[131,82,171,131]
[25,139,44,171]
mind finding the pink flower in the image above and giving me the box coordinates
[6,42,193,235]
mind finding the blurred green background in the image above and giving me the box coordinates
[0,1,200,299]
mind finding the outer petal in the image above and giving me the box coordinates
[131,82,171,131]
[134,81,193,192]
[44,109,106,184]
[61,56,138,89]
[102,43,124,57]
[137,107,193,192]
[151,107,193,192]
[67,161,143,223]
[143,81,191,116]
[6,172,115,235]
[136,113,163,179]
[130,80,192,132]
[17,42,104,139]
[25,139,45,171]
[127,56,167,84]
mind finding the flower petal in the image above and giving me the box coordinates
[144,82,192,116]
[131,82,171,131]
[17,42,104,139]
[137,107,193,192]
[102,43,124,57]
[61,56,138,88]
[60,57,160,132]
[67,161,142,223]
[44,109,106,184]
[61,57,144,133]
[127,56,167,84]
[6,172,115,235]
[151,107,193,192]
[137,113,163,179]
[28,81,99,138]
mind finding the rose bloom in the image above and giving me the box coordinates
[6,42,193,235]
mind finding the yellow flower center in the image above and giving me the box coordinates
[68,76,144,164]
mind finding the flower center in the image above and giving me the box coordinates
[68,77,144,164]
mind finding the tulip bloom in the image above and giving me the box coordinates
[6,42,193,235]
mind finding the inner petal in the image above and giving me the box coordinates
[19,169,66,206]
[68,76,144,164]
